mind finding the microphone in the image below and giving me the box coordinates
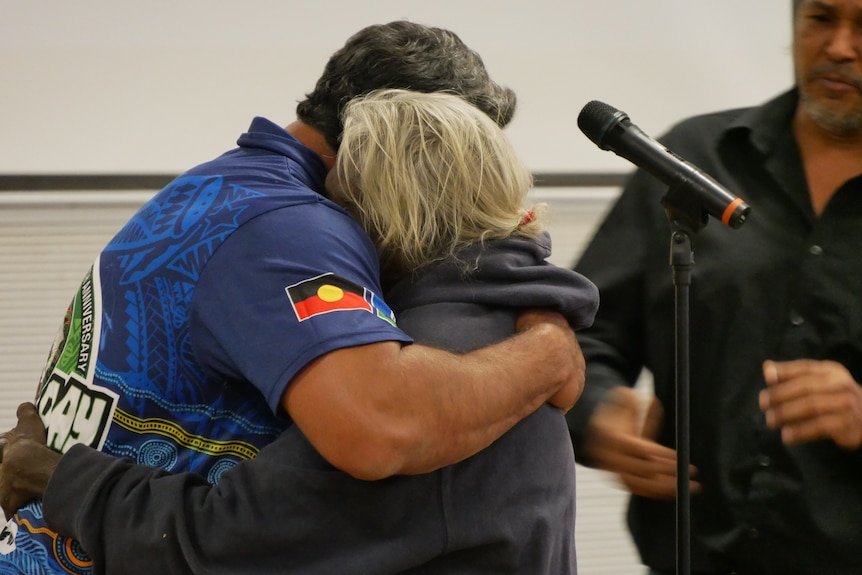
[577,100,750,229]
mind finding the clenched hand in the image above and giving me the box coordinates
[0,402,59,520]
[516,309,586,413]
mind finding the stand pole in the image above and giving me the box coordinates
[669,224,694,575]
[657,170,748,575]
[660,181,708,575]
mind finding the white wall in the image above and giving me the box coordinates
[1,1,793,174]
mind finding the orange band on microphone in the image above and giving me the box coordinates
[721,197,744,225]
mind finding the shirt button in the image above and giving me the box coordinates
[759,455,771,467]
[809,244,824,256]
[748,528,760,539]
[790,313,805,326]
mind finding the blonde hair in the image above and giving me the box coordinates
[333,89,544,274]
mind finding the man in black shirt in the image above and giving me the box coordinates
[567,0,862,573]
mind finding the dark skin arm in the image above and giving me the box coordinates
[0,402,58,520]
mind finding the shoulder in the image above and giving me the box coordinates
[221,202,379,277]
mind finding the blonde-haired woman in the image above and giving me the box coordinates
[330,88,542,285]
[318,89,599,574]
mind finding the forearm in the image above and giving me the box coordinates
[284,322,575,480]
[44,445,201,575]
[45,444,306,575]
[394,323,573,473]
[43,437,437,575]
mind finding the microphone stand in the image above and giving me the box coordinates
[660,183,709,575]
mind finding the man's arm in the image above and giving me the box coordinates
[284,309,584,480]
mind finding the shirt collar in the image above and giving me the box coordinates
[724,89,799,156]
[236,116,328,191]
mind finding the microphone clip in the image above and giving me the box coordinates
[661,181,710,233]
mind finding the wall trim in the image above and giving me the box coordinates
[0,172,629,191]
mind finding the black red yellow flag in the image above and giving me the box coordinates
[286,273,373,321]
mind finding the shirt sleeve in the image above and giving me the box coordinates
[43,436,443,575]
[190,202,412,413]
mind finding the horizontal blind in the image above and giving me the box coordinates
[0,192,155,422]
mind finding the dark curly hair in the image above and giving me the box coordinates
[296,20,517,152]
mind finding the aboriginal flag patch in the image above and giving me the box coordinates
[286,273,374,322]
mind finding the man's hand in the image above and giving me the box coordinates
[583,387,698,499]
[516,309,585,413]
[760,359,862,450]
[0,402,59,520]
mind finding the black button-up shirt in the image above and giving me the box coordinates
[568,89,862,575]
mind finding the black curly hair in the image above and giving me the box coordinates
[296,20,517,152]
